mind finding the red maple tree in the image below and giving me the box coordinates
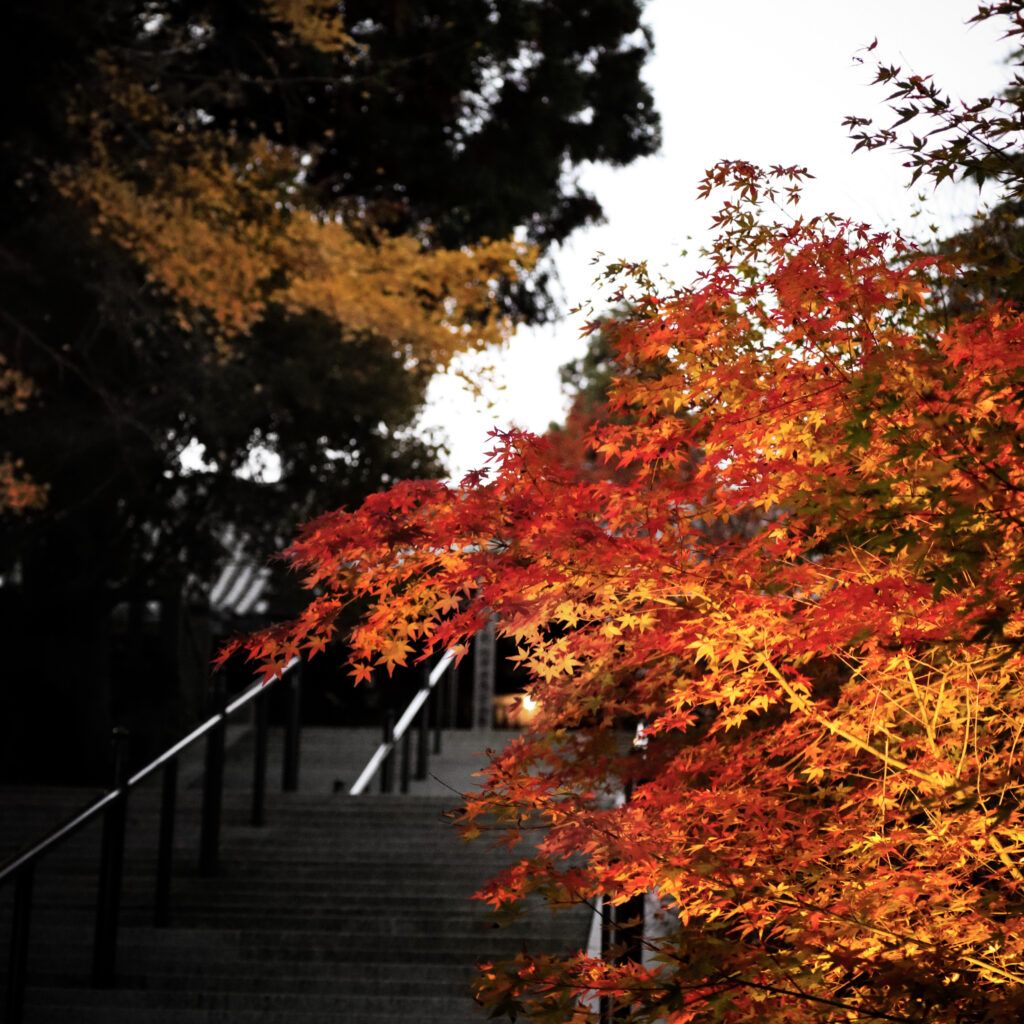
[225,154,1024,1022]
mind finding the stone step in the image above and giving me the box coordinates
[20,881,503,903]
[26,938,569,968]
[24,1004,482,1024]
[25,928,573,954]
[28,967,474,993]
[26,985,479,1013]
[3,727,588,1023]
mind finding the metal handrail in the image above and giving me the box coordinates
[0,661,297,887]
[126,672,281,790]
[349,649,456,795]
[0,789,121,884]
[1,656,300,1024]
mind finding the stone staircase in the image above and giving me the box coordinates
[1,727,590,1023]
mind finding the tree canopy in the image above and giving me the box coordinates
[1,0,660,559]
[233,156,1024,1024]
[0,0,659,778]
[231,7,1024,1016]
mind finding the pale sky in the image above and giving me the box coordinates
[421,0,1013,481]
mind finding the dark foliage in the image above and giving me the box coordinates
[0,0,660,779]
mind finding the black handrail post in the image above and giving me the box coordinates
[380,710,395,794]
[599,778,644,1023]
[599,891,613,1024]
[282,663,302,793]
[251,684,269,825]
[447,661,458,730]
[93,727,129,988]
[400,727,411,794]
[432,669,444,755]
[440,662,450,730]
[5,864,34,1024]
[199,677,226,877]
[154,755,178,927]
[414,664,430,780]
[618,780,644,976]
[415,704,428,781]
[618,892,645,967]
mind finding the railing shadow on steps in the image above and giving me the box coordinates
[0,656,304,1024]
[0,646,463,1024]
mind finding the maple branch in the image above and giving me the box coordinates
[761,649,1024,886]
[759,653,918,777]
[733,977,924,1024]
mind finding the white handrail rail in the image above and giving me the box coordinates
[349,648,456,795]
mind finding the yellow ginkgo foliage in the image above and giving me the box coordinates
[56,85,536,365]
[262,0,357,53]
[0,357,46,513]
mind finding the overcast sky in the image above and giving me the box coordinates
[421,0,1014,481]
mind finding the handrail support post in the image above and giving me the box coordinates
[93,728,129,988]
[5,864,34,1024]
[154,756,178,927]
[380,710,395,794]
[446,661,458,731]
[252,685,269,824]
[432,670,444,755]
[199,679,226,877]
[415,705,428,781]
[282,665,302,792]
[400,727,412,793]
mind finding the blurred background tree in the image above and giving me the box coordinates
[0,0,660,780]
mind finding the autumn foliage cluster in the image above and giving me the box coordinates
[229,154,1024,1023]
